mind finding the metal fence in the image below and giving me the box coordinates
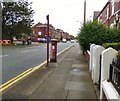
[109,63,120,95]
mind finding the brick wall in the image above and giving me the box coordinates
[32,22,74,42]
[97,1,120,28]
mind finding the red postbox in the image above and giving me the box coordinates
[50,39,58,62]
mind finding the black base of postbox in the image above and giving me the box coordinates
[50,58,57,62]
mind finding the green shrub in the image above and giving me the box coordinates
[77,21,120,51]
[77,21,105,50]
[102,43,120,50]
[116,50,120,62]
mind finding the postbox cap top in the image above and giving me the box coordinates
[51,39,58,42]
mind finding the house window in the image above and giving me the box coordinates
[38,31,41,35]
[98,14,102,23]
[100,14,102,22]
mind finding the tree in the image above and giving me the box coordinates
[2,1,34,42]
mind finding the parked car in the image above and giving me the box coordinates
[62,39,67,43]
[38,38,46,43]
[70,40,76,43]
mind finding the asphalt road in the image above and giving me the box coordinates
[2,42,74,83]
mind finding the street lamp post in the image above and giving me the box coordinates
[46,15,49,67]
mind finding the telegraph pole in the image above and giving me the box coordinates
[84,0,86,26]
[83,0,86,55]
[108,1,110,28]
[46,15,49,67]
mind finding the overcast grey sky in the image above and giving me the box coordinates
[29,0,108,36]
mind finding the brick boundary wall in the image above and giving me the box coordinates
[85,50,90,64]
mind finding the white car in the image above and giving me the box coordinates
[38,38,46,43]
[62,39,67,43]
[70,40,76,43]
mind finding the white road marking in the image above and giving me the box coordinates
[21,49,35,53]
[0,54,9,57]
[20,48,41,53]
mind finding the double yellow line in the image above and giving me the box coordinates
[0,68,34,92]
[0,44,75,92]
[0,61,47,92]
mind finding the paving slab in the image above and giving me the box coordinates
[72,64,88,68]
[67,90,97,99]
[70,70,90,76]
[48,74,71,81]
[71,75,92,82]
[30,87,67,99]
[65,81,94,91]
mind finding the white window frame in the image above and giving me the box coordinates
[111,0,115,15]
[38,31,41,35]
[107,8,109,19]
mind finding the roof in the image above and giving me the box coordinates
[97,1,110,18]
[32,22,54,29]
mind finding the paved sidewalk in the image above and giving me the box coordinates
[3,43,97,100]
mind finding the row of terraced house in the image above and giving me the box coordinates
[93,0,120,29]
[32,22,74,42]
[92,0,120,100]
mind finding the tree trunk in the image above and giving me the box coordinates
[10,35,13,43]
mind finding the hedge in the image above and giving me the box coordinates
[102,43,120,50]
[77,21,120,51]
[116,50,120,62]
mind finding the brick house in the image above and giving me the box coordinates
[93,11,100,20]
[69,35,74,40]
[62,32,67,39]
[32,22,54,41]
[56,29,63,40]
[65,32,70,41]
[32,22,73,42]
[97,0,120,29]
